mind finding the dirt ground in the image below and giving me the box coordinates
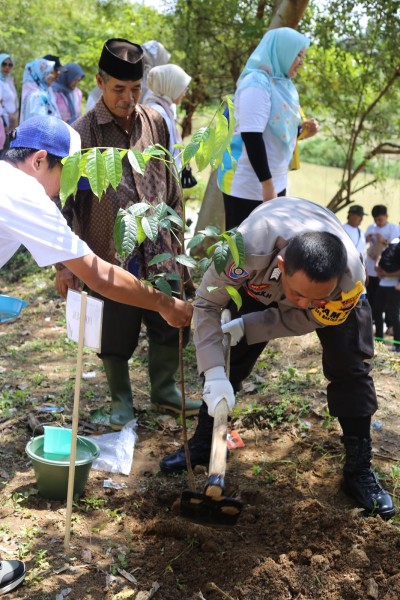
[1,262,400,600]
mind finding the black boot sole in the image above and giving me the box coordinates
[341,480,396,519]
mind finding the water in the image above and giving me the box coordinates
[34,439,95,464]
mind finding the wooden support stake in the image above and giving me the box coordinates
[64,291,87,550]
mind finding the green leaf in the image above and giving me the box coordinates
[222,232,239,266]
[167,215,184,228]
[165,206,183,228]
[224,95,236,137]
[212,242,230,275]
[191,127,210,143]
[165,273,181,281]
[114,209,138,257]
[186,233,206,249]
[140,279,153,287]
[144,145,167,158]
[135,217,147,246]
[154,202,168,220]
[142,216,159,241]
[225,285,242,311]
[166,205,182,219]
[85,148,106,199]
[147,252,173,266]
[175,254,197,268]
[195,128,215,172]
[128,149,146,175]
[155,278,172,296]
[233,231,246,268]
[200,225,220,236]
[126,202,149,217]
[60,151,81,206]
[211,109,230,168]
[206,242,218,256]
[182,140,200,166]
[198,257,212,272]
[78,151,88,176]
[159,219,172,229]
[103,148,123,190]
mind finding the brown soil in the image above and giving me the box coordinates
[1,265,400,600]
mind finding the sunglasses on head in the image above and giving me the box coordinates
[2,61,13,67]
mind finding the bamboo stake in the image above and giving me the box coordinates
[64,291,87,550]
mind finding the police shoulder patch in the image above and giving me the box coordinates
[228,263,249,280]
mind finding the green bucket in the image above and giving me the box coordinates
[25,435,100,500]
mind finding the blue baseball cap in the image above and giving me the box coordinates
[10,116,81,158]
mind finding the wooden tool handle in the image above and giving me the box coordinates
[208,397,229,480]
[206,309,232,498]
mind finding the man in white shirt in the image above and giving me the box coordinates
[342,204,367,259]
[365,204,400,315]
[0,115,192,596]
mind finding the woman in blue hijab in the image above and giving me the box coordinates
[0,53,19,129]
[52,63,85,124]
[218,27,319,229]
[20,58,60,122]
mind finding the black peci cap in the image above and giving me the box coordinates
[98,38,143,81]
[43,54,62,71]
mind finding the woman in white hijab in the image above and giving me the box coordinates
[145,64,191,171]
[140,40,171,103]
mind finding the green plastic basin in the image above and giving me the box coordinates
[25,435,100,500]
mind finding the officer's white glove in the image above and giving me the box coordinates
[202,366,235,417]
[221,317,245,346]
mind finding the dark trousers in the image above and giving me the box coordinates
[88,290,190,361]
[226,292,377,418]
[366,276,380,315]
[223,189,286,231]
[372,286,400,342]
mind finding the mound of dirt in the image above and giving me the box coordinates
[1,270,400,599]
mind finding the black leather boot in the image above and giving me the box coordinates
[342,436,395,519]
[160,402,214,474]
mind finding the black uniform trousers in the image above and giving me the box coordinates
[226,291,377,418]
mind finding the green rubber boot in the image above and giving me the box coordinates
[102,358,135,430]
[148,341,201,416]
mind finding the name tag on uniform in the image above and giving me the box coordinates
[311,281,364,326]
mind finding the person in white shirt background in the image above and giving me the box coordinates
[365,204,400,327]
[342,204,367,259]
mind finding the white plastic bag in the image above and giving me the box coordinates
[89,419,138,476]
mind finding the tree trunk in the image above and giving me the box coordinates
[190,170,225,257]
[268,0,309,29]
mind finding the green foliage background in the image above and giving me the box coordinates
[1,0,399,200]
[0,0,173,98]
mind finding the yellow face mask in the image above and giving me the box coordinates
[311,280,364,326]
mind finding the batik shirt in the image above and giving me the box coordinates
[63,99,182,280]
